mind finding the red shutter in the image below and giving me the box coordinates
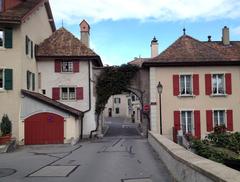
[194,110,201,139]
[173,75,179,96]
[206,110,213,132]
[205,74,212,95]
[225,73,232,95]
[55,60,61,72]
[73,61,79,73]
[227,110,233,131]
[76,87,83,100]
[52,87,60,100]
[193,74,199,95]
[174,111,180,131]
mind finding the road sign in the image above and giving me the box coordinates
[143,104,150,112]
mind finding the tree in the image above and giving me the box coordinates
[1,114,12,136]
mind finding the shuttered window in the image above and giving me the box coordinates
[25,35,33,58]
[26,71,35,91]
[52,87,60,100]
[0,69,3,89]
[4,69,13,90]
[0,29,3,47]
[55,60,80,73]
[194,110,201,139]
[181,111,193,134]
[0,28,13,48]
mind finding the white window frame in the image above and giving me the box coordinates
[213,110,226,126]
[180,74,193,96]
[61,61,73,73]
[0,29,4,47]
[61,87,76,101]
[181,110,194,134]
[212,73,225,95]
[114,98,121,104]
[0,68,4,90]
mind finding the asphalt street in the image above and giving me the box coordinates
[0,117,172,182]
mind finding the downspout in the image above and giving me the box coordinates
[80,60,91,139]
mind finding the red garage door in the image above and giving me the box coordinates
[25,112,64,145]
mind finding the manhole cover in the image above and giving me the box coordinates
[0,168,16,178]
[122,178,152,182]
[29,165,78,177]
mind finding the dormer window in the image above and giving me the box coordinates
[0,29,4,47]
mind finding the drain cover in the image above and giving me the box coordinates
[0,168,16,178]
[122,178,152,182]
[29,165,78,177]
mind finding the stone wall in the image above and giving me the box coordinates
[148,131,240,182]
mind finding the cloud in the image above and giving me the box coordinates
[49,0,240,24]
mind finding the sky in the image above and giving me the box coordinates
[49,0,240,66]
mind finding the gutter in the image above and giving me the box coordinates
[80,60,92,139]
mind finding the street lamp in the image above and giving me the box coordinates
[157,82,163,135]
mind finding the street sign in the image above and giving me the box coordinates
[143,104,150,112]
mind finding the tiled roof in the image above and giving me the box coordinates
[0,0,55,31]
[143,35,240,67]
[36,27,100,57]
[128,57,150,67]
[21,89,83,117]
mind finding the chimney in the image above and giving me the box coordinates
[151,36,158,58]
[80,20,90,47]
[208,35,211,42]
[222,26,230,45]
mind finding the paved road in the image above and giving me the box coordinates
[0,117,172,182]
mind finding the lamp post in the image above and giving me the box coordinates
[157,81,163,135]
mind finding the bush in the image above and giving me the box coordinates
[0,114,12,136]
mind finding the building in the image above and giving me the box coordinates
[143,27,240,141]
[36,22,103,139]
[0,0,103,145]
[0,0,56,144]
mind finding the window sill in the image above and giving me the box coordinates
[0,47,6,51]
[210,94,227,97]
[0,89,6,93]
[178,94,196,98]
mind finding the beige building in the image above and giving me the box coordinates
[143,27,240,141]
[0,0,55,143]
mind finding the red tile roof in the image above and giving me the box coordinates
[143,35,240,67]
[0,0,55,31]
[36,27,103,66]
[21,89,83,117]
[128,57,150,67]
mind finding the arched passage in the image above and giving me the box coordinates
[24,112,64,145]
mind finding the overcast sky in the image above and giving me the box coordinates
[49,0,240,65]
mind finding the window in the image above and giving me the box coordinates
[114,98,121,104]
[115,107,120,114]
[42,89,46,95]
[61,87,76,100]
[0,69,3,89]
[214,110,225,126]
[181,111,193,134]
[0,29,3,47]
[212,74,224,94]
[25,36,33,58]
[131,95,135,101]
[61,61,73,72]
[180,75,192,95]
[26,71,35,91]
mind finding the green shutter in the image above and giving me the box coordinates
[4,69,13,90]
[31,41,33,58]
[4,28,13,48]
[26,71,30,90]
[32,73,35,91]
[25,36,28,55]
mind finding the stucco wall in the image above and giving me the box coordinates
[148,131,240,182]
[0,3,53,141]
[150,66,240,139]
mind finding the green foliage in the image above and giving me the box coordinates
[0,114,12,136]
[95,64,139,114]
[190,125,240,164]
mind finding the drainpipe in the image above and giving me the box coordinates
[80,60,92,139]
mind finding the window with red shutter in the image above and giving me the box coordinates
[76,87,83,100]
[173,75,179,96]
[52,87,60,100]
[73,61,79,73]
[174,111,180,130]
[227,110,233,131]
[194,110,201,139]
[205,74,212,95]
[55,60,61,72]
[225,73,232,95]
[206,110,213,132]
[193,74,199,95]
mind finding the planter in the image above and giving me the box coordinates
[0,134,12,145]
